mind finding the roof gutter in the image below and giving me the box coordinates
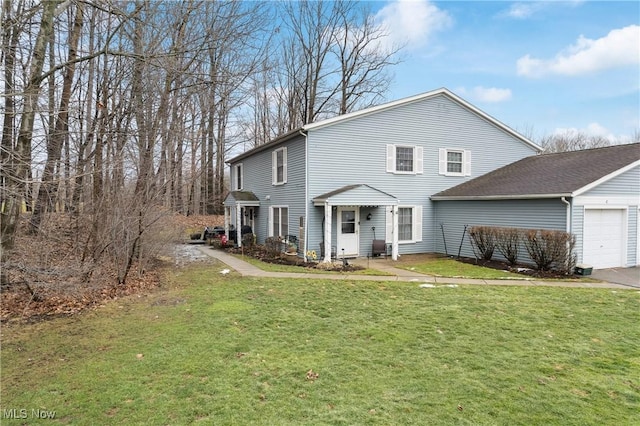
[430,193,573,201]
[226,128,303,164]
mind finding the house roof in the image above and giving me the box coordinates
[227,88,541,164]
[431,143,640,200]
[313,184,397,206]
[224,191,260,206]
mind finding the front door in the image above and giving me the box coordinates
[337,207,359,257]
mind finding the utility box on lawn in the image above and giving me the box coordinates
[574,264,593,276]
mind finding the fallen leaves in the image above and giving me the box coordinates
[306,369,319,381]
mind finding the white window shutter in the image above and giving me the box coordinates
[386,144,395,173]
[464,150,471,176]
[438,148,446,175]
[414,206,423,242]
[283,147,288,183]
[268,207,274,237]
[272,151,277,184]
[385,206,393,243]
[415,146,423,174]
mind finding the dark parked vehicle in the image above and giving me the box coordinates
[190,226,225,241]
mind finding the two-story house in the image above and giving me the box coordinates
[224,88,640,269]
[224,88,541,262]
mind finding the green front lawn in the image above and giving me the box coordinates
[2,263,638,425]
[397,256,529,279]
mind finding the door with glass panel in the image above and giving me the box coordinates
[337,207,359,257]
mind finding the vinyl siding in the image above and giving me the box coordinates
[628,208,638,266]
[434,199,567,262]
[306,93,538,256]
[228,135,306,245]
[581,166,640,196]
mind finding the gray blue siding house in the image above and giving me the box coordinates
[224,87,640,269]
[432,143,640,269]
[224,88,541,262]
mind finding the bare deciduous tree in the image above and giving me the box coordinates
[540,131,612,153]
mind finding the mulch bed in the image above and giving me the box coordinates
[224,245,364,272]
[456,256,579,279]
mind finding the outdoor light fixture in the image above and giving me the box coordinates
[366,213,372,220]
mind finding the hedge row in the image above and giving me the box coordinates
[468,226,577,274]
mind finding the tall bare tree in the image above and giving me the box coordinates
[1,0,58,258]
[30,2,84,231]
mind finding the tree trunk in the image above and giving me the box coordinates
[31,3,84,232]
[1,0,58,280]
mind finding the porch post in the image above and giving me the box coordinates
[391,205,399,260]
[236,204,242,247]
[224,207,230,239]
[323,202,332,262]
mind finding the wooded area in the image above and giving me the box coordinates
[0,0,402,289]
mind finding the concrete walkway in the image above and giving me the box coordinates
[196,245,636,290]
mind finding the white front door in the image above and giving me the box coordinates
[337,207,359,257]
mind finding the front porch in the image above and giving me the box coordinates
[223,191,260,247]
[312,184,399,262]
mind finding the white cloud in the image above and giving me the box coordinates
[517,25,640,78]
[456,86,512,103]
[375,0,453,50]
[501,2,544,19]
[553,123,628,143]
[500,1,584,19]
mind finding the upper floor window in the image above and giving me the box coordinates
[439,148,471,176]
[233,163,243,190]
[386,144,423,174]
[272,147,287,185]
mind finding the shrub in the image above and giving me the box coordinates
[523,229,576,272]
[557,234,577,275]
[468,226,496,261]
[494,227,521,266]
[242,233,255,248]
[265,237,282,257]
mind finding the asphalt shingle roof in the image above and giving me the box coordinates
[432,143,640,199]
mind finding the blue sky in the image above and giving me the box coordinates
[371,0,639,141]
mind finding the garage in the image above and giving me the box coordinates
[583,208,626,269]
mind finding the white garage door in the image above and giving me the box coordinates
[583,209,626,269]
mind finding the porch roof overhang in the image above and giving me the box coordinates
[224,191,260,207]
[312,184,398,207]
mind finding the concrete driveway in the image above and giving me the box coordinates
[591,267,640,288]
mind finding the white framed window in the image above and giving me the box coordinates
[272,147,287,185]
[386,205,423,243]
[398,207,413,241]
[269,206,289,237]
[386,144,423,174]
[439,148,471,176]
[233,163,243,190]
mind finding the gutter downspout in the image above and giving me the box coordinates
[561,196,571,233]
[300,129,308,262]
[561,196,574,266]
